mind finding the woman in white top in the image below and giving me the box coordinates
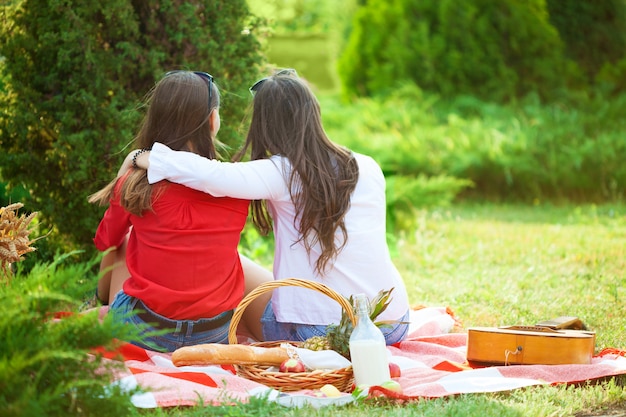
[130,69,410,344]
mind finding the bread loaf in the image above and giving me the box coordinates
[172,343,290,367]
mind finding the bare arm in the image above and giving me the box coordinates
[118,149,149,176]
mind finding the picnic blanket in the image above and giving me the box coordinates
[96,307,626,408]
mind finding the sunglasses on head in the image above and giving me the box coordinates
[249,68,298,96]
[165,70,214,112]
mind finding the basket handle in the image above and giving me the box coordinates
[228,278,357,344]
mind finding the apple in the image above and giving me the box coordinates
[319,384,342,398]
[389,362,401,378]
[279,358,306,373]
[379,380,403,394]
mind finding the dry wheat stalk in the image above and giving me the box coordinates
[0,202,39,279]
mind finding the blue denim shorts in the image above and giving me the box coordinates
[260,300,410,345]
[109,291,232,352]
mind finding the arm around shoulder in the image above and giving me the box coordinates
[146,143,287,200]
[117,149,149,176]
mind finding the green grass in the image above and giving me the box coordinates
[397,203,626,349]
[140,203,626,416]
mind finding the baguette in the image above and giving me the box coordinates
[172,343,290,367]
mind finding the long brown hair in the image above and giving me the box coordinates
[237,72,359,275]
[89,71,220,214]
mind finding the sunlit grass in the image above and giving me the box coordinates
[396,203,626,350]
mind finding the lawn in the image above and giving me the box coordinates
[397,203,626,351]
[144,203,626,416]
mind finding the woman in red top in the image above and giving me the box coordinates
[89,71,250,352]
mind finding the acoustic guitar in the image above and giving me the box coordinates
[467,318,596,366]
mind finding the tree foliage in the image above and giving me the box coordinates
[547,0,626,83]
[0,0,265,259]
[338,0,626,102]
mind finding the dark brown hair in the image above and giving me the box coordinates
[236,72,359,275]
[89,71,220,215]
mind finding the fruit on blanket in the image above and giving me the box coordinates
[279,358,306,373]
[302,288,396,359]
[389,362,401,378]
[380,380,402,394]
[379,380,403,394]
[320,384,342,397]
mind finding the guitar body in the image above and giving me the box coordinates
[467,326,596,366]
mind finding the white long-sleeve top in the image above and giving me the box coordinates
[148,142,409,325]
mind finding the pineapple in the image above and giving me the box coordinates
[301,335,332,351]
[302,288,396,359]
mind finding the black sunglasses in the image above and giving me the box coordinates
[166,71,214,113]
[249,68,298,96]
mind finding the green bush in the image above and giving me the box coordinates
[337,0,581,102]
[320,83,626,205]
[547,0,626,91]
[0,253,143,417]
[0,0,265,260]
[385,174,473,232]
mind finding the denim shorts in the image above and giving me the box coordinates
[260,300,410,345]
[109,291,231,352]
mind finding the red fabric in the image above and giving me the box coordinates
[83,307,626,409]
[94,173,250,320]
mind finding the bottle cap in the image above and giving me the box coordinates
[354,293,370,314]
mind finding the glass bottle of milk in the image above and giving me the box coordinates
[349,293,391,386]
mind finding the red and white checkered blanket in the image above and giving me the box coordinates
[95,307,626,408]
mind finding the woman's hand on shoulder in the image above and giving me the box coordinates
[117,151,137,176]
[117,149,150,176]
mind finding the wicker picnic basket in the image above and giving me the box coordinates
[227,278,356,392]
